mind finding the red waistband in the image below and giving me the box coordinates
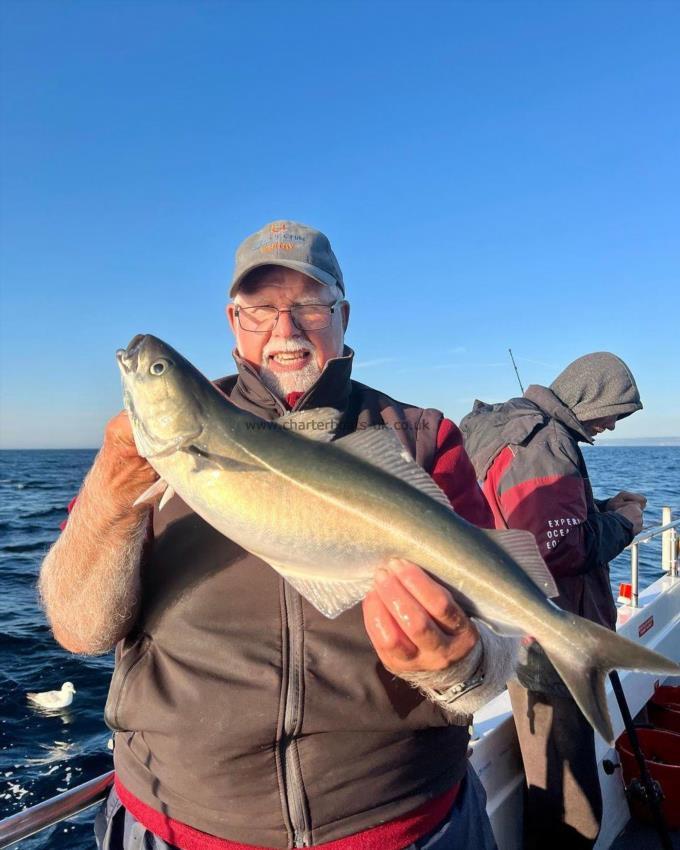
[114,775,460,850]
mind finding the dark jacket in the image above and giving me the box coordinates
[105,348,488,849]
[460,383,636,629]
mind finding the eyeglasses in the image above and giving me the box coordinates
[234,300,344,333]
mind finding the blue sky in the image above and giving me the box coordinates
[1,0,678,448]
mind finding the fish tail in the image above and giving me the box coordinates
[543,617,680,745]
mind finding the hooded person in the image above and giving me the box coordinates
[460,352,645,850]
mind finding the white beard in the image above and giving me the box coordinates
[259,338,323,399]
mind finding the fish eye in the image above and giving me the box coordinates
[150,358,171,376]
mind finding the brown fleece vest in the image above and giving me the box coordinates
[105,351,470,848]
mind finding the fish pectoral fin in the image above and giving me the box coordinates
[133,478,169,507]
[333,427,453,510]
[158,486,176,511]
[274,407,341,442]
[266,559,373,619]
[184,445,263,473]
[481,528,559,598]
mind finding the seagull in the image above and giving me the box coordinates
[27,682,76,710]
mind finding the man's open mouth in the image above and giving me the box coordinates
[268,350,311,370]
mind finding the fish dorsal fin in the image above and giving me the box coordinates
[334,426,453,511]
[481,528,559,598]
[263,556,373,618]
[275,407,341,442]
[133,478,169,507]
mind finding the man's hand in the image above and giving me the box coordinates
[100,411,159,510]
[606,490,647,512]
[615,500,644,535]
[362,559,479,675]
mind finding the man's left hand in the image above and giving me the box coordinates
[362,559,479,675]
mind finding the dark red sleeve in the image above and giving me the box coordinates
[431,418,495,529]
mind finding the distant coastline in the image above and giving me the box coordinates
[585,437,680,447]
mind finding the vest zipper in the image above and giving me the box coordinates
[281,582,312,847]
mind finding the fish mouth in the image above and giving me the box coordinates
[116,334,148,374]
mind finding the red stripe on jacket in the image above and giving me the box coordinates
[431,419,494,530]
[484,446,590,577]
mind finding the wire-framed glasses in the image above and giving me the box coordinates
[234,300,344,333]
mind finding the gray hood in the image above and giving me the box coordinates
[461,353,642,482]
[549,352,642,425]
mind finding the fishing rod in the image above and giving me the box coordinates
[608,671,673,850]
[508,348,524,394]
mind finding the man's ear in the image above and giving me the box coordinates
[226,303,238,335]
[341,300,350,332]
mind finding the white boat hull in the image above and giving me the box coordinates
[469,573,680,850]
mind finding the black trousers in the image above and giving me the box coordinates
[508,680,603,850]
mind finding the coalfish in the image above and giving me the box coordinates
[117,334,679,743]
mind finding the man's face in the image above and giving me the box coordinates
[226,268,349,399]
[582,415,618,437]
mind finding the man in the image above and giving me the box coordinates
[460,353,645,850]
[40,221,515,850]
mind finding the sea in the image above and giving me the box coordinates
[0,446,678,849]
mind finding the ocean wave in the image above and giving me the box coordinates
[0,481,68,492]
[21,507,66,521]
[1,541,52,554]
[0,521,60,538]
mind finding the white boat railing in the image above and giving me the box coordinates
[626,506,679,607]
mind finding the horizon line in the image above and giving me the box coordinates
[2,437,680,451]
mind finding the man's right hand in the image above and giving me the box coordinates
[104,409,142,457]
[615,500,644,535]
[606,490,647,512]
[100,411,159,510]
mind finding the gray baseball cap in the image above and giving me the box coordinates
[229,220,345,297]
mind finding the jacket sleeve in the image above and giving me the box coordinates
[490,435,634,578]
[431,418,495,529]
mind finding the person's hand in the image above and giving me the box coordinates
[606,491,647,512]
[99,411,159,506]
[362,559,478,675]
[103,409,142,458]
[615,500,644,535]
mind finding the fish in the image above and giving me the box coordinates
[117,333,679,744]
